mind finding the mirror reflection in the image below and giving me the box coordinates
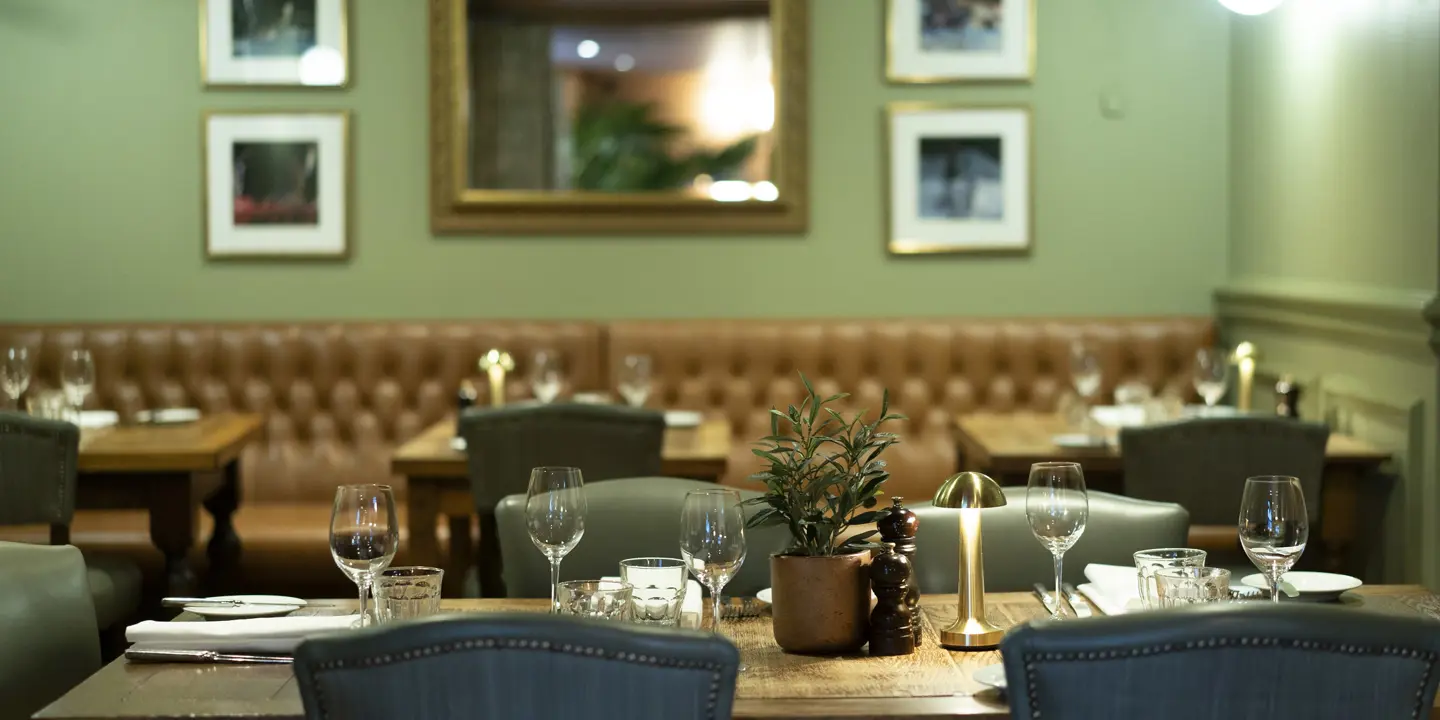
[466,0,778,201]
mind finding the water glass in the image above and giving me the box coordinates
[530,350,563,404]
[60,349,95,412]
[2,347,29,409]
[375,567,444,623]
[1193,347,1232,407]
[526,467,586,612]
[620,557,688,626]
[1239,475,1308,603]
[557,580,631,621]
[1026,462,1088,619]
[330,484,399,627]
[1133,548,1208,610]
[1154,567,1231,608]
[26,390,68,420]
[618,354,652,408]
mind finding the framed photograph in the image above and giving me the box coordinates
[202,0,348,87]
[888,0,1034,83]
[887,103,1031,255]
[204,111,350,259]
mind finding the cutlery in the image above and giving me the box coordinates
[1061,583,1093,617]
[1032,583,1056,614]
[126,648,293,664]
[161,597,304,608]
[720,597,766,619]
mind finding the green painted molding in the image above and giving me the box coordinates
[1216,279,1434,362]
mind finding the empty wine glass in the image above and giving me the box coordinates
[1193,348,1232,408]
[330,484,399,627]
[680,489,746,636]
[60,349,95,414]
[1070,342,1102,403]
[618,354,653,408]
[526,467,586,612]
[1026,462,1088,618]
[2,347,29,409]
[530,350,563,404]
[1239,476,1308,604]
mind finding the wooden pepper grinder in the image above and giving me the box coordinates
[877,496,922,645]
[868,542,916,656]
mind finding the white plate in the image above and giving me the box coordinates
[572,392,612,405]
[136,408,201,425]
[185,595,307,619]
[1241,571,1362,601]
[664,410,704,428]
[756,588,772,606]
[1051,434,1107,449]
[76,410,119,429]
[973,663,1007,691]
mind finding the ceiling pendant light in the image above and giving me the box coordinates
[1219,0,1285,15]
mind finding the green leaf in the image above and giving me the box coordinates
[849,511,883,525]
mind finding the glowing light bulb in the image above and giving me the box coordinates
[577,40,600,59]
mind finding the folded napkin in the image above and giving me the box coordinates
[1089,405,1146,429]
[1078,563,1143,616]
[127,614,358,654]
[603,578,704,629]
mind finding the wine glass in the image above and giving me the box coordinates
[60,349,95,414]
[330,484,399,627]
[1069,342,1102,435]
[2,347,30,410]
[680,488,746,636]
[618,354,653,408]
[530,350,563,404]
[1239,476,1308,604]
[1026,462,1088,618]
[526,467,586,612]
[1192,347,1232,409]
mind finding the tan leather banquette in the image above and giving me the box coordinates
[0,317,1211,551]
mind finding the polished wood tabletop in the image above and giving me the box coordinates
[77,413,264,473]
[37,587,1440,720]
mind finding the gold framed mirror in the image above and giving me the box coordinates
[429,0,809,234]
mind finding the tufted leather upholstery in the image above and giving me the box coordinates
[1001,603,1440,720]
[0,322,605,502]
[606,318,1214,501]
[296,613,740,720]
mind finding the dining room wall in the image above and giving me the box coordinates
[0,0,1231,322]
[1220,0,1440,587]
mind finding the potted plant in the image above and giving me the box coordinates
[743,375,905,654]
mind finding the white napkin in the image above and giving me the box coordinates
[1078,563,1143,616]
[126,615,358,654]
[77,410,119,429]
[1089,405,1146,429]
[603,577,704,628]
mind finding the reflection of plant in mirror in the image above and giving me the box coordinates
[571,101,758,192]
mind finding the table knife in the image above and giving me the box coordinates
[1062,583,1093,617]
[161,597,304,608]
[126,648,293,664]
[1032,583,1056,613]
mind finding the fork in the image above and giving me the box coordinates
[720,597,766,619]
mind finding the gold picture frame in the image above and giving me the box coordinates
[202,110,352,261]
[428,0,810,234]
[887,0,1036,84]
[885,102,1034,256]
[200,0,351,88]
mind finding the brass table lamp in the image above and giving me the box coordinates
[478,349,515,407]
[1232,341,1259,412]
[932,471,1007,650]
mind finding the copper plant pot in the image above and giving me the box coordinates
[770,552,872,655]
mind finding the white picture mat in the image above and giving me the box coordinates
[206,114,347,256]
[205,0,347,85]
[890,0,1031,80]
[889,107,1030,252]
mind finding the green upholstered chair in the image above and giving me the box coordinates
[0,542,102,720]
[0,412,143,630]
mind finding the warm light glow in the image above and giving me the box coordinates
[298,47,344,85]
[709,180,752,202]
[960,508,981,546]
[1219,0,1285,15]
[700,78,775,139]
[613,54,636,72]
[752,181,779,202]
[577,40,600,59]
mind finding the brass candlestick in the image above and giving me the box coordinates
[1232,341,1259,412]
[478,349,514,407]
[932,471,1008,650]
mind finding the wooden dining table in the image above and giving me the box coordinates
[36,586,1440,719]
[390,416,732,598]
[75,413,264,595]
[954,412,1393,577]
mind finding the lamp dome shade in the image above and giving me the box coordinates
[1219,0,1284,15]
[932,472,1007,510]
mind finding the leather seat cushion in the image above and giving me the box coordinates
[84,553,142,630]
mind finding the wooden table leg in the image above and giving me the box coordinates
[147,474,200,597]
[447,513,477,595]
[1319,464,1364,576]
[203,460,243,574]
[476,509,504,598]
[407,478,445,588]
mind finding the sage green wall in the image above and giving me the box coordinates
[1225,0,1440,585]
[0,0,1230,321]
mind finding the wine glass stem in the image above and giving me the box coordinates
[710,581,726,634]
[1053,554,1065,617]
[357,577,372,626]
[1271,575,1281,604]
[549,557,562,613]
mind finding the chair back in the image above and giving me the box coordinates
[495,476,789,598]
[459,403,666,511]
[0,412,78,532]
[910,488,1188,593]
[0,542,100,720]
[1001,603,1440,720]
[296,613,739,720]
[1120,416,1328,525]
